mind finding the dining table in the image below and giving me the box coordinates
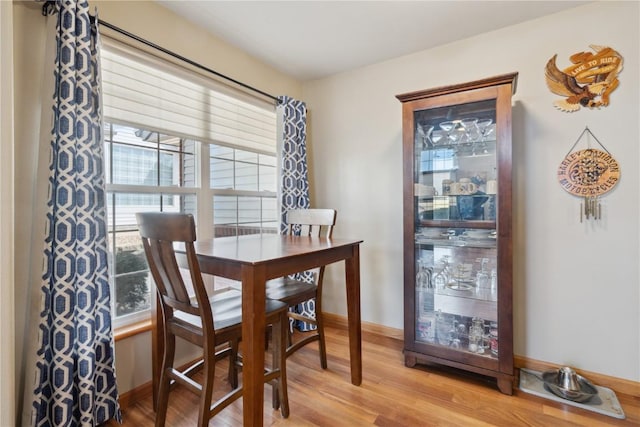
[152,233,364,426]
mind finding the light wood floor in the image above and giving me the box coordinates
[111,325,639,426]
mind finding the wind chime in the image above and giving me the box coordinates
[557,127,620,222]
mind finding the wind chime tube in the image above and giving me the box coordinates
[598,201,601,219]
[582,196,601,221]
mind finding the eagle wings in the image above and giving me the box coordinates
[545,45,623,112]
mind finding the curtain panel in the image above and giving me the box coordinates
[28,1,121,425]
[278,96,316,331]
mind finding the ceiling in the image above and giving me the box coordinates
[157,1,589,81]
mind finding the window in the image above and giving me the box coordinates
[104,123,198,324]
[210,144,278,236]
[102,40,278,327]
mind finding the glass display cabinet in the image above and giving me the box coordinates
[396,73,518,394]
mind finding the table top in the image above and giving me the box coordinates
[177,234,363,266]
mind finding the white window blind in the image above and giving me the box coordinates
[101,40,277,155]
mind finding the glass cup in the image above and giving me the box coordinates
[476,118,493,141]
[469,317,485,353]
[458,178,478,195]
[418,124,434,147]
[439,121,458,145]
[468,334,481,353]
[436,310,452,346]
[431,129,447,146]
[459,118,480,144]
[476,270,489,289]
[486,180,498,195]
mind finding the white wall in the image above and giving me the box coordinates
[0,1,15,424]
[304,1,639,382]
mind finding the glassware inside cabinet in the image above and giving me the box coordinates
[414,230,498,358]
[415,260,436,343]
[414,100,498,224]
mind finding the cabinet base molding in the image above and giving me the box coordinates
[404,350,514,395]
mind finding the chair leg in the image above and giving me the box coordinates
[197,341,216,427]
[228,338,239,389]
[274,311,290,418]
[287,309,295,347]
[155,334,176,427]
[315,308,328,370]
[265,324,272,351]
[271,316,280,412]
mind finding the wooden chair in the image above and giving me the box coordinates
[136,212,289,427]
[266,208,336,369]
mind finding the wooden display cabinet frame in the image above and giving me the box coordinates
[397,73,518,395]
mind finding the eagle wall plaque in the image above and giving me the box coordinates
[545,45,623,112]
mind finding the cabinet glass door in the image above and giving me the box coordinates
[414,99,497,224]
[413,99,499,359]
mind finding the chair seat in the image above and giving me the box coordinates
[175,289,288,332]
[265,278,317,306]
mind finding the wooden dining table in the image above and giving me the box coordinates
[153,233,364,426]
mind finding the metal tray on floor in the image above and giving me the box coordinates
[519,369,625,420]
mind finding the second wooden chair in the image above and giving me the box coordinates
[265,208,337,369]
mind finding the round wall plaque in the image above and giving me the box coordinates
[557,148,620,197]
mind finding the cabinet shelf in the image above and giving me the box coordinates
[398,73,517,395]
[418,220,496,229]
[420,139,497,156]
[415,194,493,200]
[415,237,497,249]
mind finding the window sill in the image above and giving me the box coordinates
[114,319,153,341]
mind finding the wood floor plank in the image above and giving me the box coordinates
[109,324,639,426]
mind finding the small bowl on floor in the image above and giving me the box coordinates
[541,367,598,403]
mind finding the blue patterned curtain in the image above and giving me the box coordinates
[29,1,121,425]
[278,96,316,331]
[279,96,310,226]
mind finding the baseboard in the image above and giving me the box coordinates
[323,312,404,341]
[116,313,640,411]
[323,312,640,398]
[115,356,195,411]
[117,381,153,411]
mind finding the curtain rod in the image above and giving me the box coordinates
[41,1,281,105]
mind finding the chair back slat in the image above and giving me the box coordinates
[136,212,208,319]
[284,209,336,282]
[286,209,336,238]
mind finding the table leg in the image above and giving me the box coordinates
[345,244,362,385]
[241,264,267,426]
